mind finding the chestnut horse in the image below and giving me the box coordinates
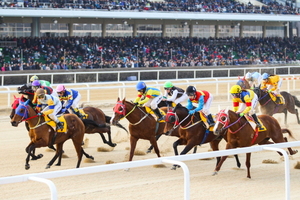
[11,99,95,170]
[253,86,300,125]
[213,109,298,178]
[111,98,165,161]
[164,105,241,169]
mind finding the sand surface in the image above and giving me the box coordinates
[1,83,300,200]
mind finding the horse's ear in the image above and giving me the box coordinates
[14,95,17,100]
[117,97,120,101]
[238,76,240,80]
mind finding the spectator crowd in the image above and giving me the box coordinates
[1,36,300,71]
[0,0,299,15]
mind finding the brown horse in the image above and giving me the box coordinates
[11,99,95,170]
[111,98,165,161]
[236,77,251,89]
[10,90,128,148]
[213,109,298,178]
[164,105,241,169]
[253,86,300,125]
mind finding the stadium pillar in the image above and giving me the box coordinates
[102,22,106,37]
[284,23,289,38]
[162,24,166,37]
[239,25,243,38]
[262,25,266,38]
[215,25,219,38]
[189,25,193,37]
[31,17,40,37]
[133,24,137,37]
[68,23,73,36]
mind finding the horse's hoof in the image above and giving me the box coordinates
[212,171,218,176]
[171,166,177,170]
[108,143,117,147]
[45,164,51,169]
[89,156,94,160]
[55,163,61,166]
[25,164,30,170]
[146,150,151,154]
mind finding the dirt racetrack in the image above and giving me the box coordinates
[1,82,300,200]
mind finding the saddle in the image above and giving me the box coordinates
[245,115,266,132]
[43,115,67,133]
[145,107,166,122]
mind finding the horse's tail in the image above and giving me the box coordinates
[81,118,107,128]
[105,115,128,133]
[281,128,297,141]
[292,95,300,108]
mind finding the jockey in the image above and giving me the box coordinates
[35,88,63,130]
[31,80,57,105]
[230,85,263,130]
[162,81,188,107]
[185,85,215,127]
[56,84,83,118]
[245,72,262,89]
[260,73,283,103]
[133,81,164,121]
[30,75,51,87]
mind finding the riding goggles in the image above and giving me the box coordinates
[187,93,195,96]
[231,93,240,98]
[164,87,171,90]
[37,94,45,99]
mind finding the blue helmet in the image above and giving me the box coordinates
[262,73,270,80]
[136,81,146,91]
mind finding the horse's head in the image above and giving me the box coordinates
[17,83,35,101]
[214,109,242,135]
[237,77,250,90]
[11,99,31,127]
[111,97,131,125]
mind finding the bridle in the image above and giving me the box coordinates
[216,109,247,134]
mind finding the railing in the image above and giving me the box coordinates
[1,141,299,200]
[1,66,300,86]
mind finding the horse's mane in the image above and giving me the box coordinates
[173,104,189,113]
[17,83,34,95]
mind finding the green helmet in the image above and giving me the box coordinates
[164,81,174,89]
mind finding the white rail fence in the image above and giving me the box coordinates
[0,75,300,108]
[1,65,300,85]
[0,141,300,200]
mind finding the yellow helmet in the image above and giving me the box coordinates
[230,85,242,94]
[30,75,39,82]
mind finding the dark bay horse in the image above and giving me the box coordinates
[111,98,165,161]
[253,86,300,125]
[11,99,95,170]
[164,105,241,169]
[213,109,298,178]
[236,77,251,89]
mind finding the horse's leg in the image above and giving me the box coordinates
[213,142,234,176]
[55,148,64,166]
[129,136,139,161]
[171,139,182,170]
[28,146,43,160]
[25,143,35,170]
[192,146,197,153]
[46,143,63,169]
[295,108,300,124]
[147,134,162,153]
[245,153,251,178]
[98,131,116,147]
[149,136,161,158]
[283,109,288,126]
[82,148,94,160]
[283,137,298,155]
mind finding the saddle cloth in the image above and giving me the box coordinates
[269,92,285,104]
[245,115,267,132]
[79,108,88,119]
[145,107,166,122]
[44,115,67,133]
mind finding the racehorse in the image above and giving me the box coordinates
[111,98,165,161]
[11,99,96,170]
[11,87,128,148]
[236,77,251,89]
[164,105,241,169]
[213,109,298,178]
[253,86,300,125]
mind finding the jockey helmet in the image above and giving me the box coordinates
[245,72,252,81]
[56,84,66,93]
[186,86,196,96]
[136,81,146,91]
[230,85,242,94]
[262,73,270,80]
[32,80,41,87]
[164,81,173,89]
[30,75,39,82]
[36,88,45,99]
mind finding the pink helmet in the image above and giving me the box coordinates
[56,84,65,92]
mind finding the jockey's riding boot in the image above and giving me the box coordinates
[207,114,215,127]
[251,114,263,130]
[275,96,281,104]
[153,108,164,121]
[73,108,84,119]
[56,121,63,131]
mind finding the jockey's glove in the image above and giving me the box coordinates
[37,112,43,116]
[239,113,245,117]
[189,110,195,115]
[268,90,272,93]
